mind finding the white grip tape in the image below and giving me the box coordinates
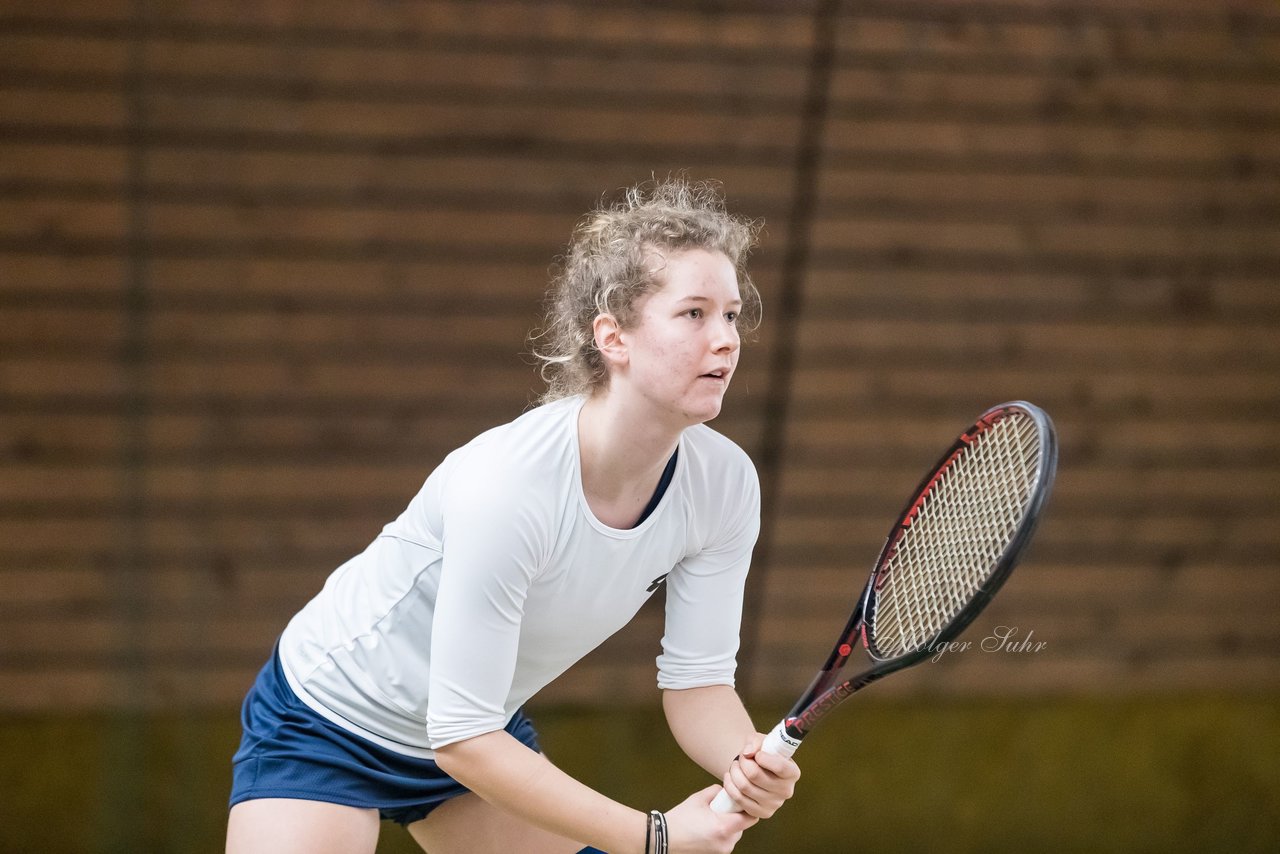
[709,719,801,813]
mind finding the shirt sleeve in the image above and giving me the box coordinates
[656,458,761,690]
[425,455,551,749]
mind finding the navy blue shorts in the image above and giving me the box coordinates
[229,647,541,826]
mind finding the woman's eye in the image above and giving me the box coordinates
[687,308,703,319]
[726,311,738,324]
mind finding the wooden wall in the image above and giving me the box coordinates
[2,0,1277,712]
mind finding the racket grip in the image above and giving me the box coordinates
[709,719,801,814]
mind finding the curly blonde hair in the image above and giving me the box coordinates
[531,178,762,402]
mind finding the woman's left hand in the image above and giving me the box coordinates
[718,732,801,819]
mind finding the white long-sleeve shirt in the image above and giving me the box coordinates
[277,394,761,758]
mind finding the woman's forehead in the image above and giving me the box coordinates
[646,249,737,293]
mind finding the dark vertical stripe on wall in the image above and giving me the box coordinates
[740,0,841,698]
[97,0,151,845]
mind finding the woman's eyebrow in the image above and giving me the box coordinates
[674,295,743,306]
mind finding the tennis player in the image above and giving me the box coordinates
[225,179,800,854]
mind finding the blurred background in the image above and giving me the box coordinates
[2,0,1277,851]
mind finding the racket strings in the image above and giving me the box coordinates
[869,413,1043,658]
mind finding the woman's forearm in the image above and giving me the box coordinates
[662,685,759,778]
[664,685,802,822]
[433,730,647,854]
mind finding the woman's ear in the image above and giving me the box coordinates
[592,313,628,370]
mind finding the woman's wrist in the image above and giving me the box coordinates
[610,807,652,854]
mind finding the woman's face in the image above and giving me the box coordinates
[611,248,743,427]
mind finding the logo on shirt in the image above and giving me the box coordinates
[646,573,669,593]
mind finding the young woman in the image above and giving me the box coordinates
[225,179,800,854]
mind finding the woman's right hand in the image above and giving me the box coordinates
[663,784,758,854]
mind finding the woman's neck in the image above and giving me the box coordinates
[577,392,681,527]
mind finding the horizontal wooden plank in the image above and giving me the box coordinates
[828,65,1280,123]
[0,463,426,504]
[1021,219,1279,257]
[793,321,1279,370]
[788,365,1277,405]
[0,142,125,183]
[140,147,797,200]
[785,394,1280,425]
[812,193,1280,231]
[0,256,125,293]
[0,613,283,660]
[136,91,803,151]
[0,515,386,554]
[0,306,532,351]
[0,564,331,609]
[145,0,818,51]
[0,665,265,712]
[3,356,542,397]
[817,167,1279,210]
[0,88,125,126]
[811,214,1279,258]
[141,204,581,248]
[112,258,546,301]
[0,0,131,21]
[824,113,1280,163]
[0,199,126,242]
[802,270,1280,315]
[0,33,127,75]
[834,6,1280,64]
[136,41,809,103]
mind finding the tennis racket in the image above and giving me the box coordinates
[712,400,1057,813]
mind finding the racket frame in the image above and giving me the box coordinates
[780,401,1058,742]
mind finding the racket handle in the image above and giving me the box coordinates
[709,719,801,813]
